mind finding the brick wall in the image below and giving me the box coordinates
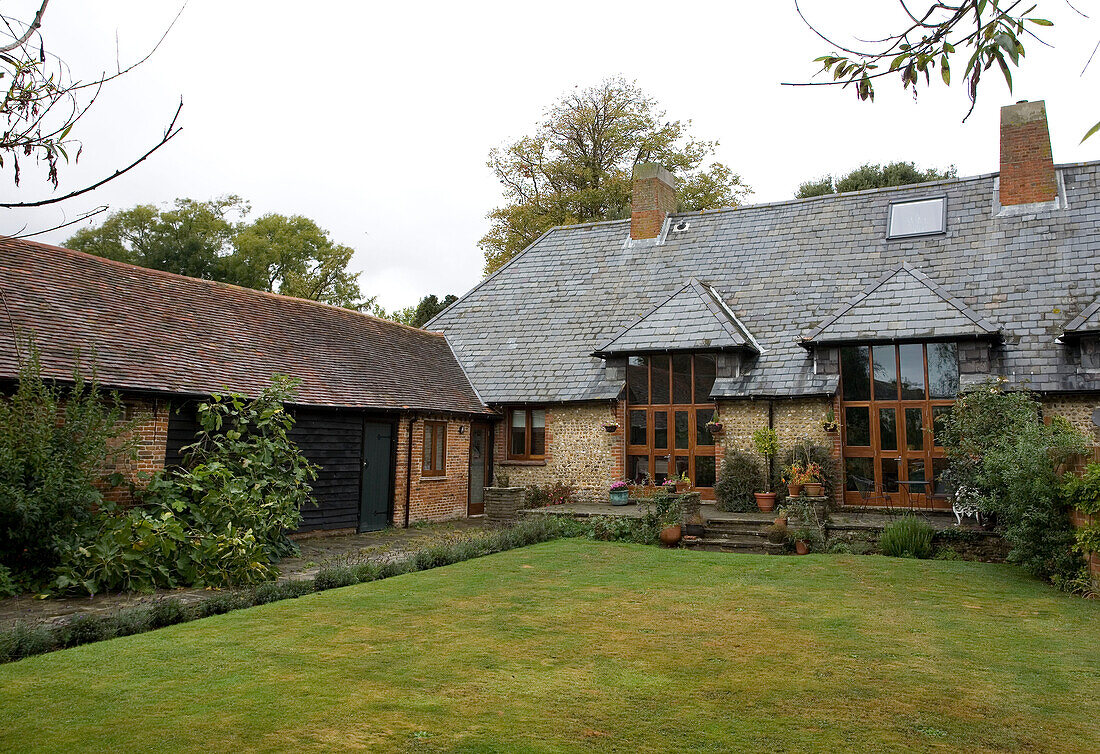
[392,414,472,526]
[999,100,1057,206]
[494,402,622,502]
[99,396,169,504]
[630,163,676,240]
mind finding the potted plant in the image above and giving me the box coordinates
[751,426,779,512]
[793,531,812,555]
[704,410,723,435]
[803,461,825,498]
[773,505,789,528]
[782,461,805,498]
[764,521,789,554]
[609,480,629,505]
[663,471,691,493]
[602,420,620,433]
[821,408,839,433]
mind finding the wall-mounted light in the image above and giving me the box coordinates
[458,425,466,435]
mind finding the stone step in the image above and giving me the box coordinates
[703,520,772,536]
[698,532,766,547]
[683,537,769,554]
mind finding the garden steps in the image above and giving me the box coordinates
[684,509,776,554]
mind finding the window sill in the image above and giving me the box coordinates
[500,459,547,467]
[420,475,450,482]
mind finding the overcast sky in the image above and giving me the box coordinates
[3,1,1098,311]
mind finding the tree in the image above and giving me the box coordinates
[480,77,751,274]
[377,294,458,328]
[796,161,958,198]
[791,2,1098,140]
[66,199,371,310]
[0,2,184,223]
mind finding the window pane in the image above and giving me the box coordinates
[841,346,871,401]
[672,354,692,404]
[872,345,898,400]
[879,408,898,451]
[845,406,871,447]
[530,409,545,456]
[907,459,927,492]
[627,356,648,405]
[899,344,926,400]
[927,342,960,398]
[434,426,446,471]
[888,197,945,238]
[695,455,716,487]
[653,412,668,449]
[653,455,669,484]
[932,405,952,447]
[510,411,526,456]
[628,455,649,485]
[696,408,714,445]
[675,411,689,449]
[904,407,924,451]
[673,457,689,484]
[629,410,647,446]
[881,458,899,494]
[693,354,716,403]
[845,457,874,492]
[423,425,433,468]
[650,355,670,404]
[932,458,949,495]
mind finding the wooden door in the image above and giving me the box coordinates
[468,424,489,516]
[359,420,393,531]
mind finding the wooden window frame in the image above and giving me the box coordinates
[423,420,447,477]
[507,407,546,461]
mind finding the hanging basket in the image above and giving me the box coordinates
[602,422,620,433]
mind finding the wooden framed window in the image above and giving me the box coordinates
[507,408,546,460]
[423,421,447,476]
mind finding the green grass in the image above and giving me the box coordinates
[1,540,1098,753]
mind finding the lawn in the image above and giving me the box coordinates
[1,540,1098,753]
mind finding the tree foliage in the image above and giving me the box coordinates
[796,161,958,198]
[794,2,1097,140]
[66,198,370,310]
[480,77,751,274]
[386,294,459,328]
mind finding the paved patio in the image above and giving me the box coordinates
[0,519,487,628]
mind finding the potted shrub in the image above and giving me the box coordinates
[609,480,629,506]
[664,471,690,493]
[773,505,789,528]
[793,531,812,555]
[659,523,682,546]
[764,521,789,554]
[704,410,723,435]
[821,408,839,433]
[782,461,805,498]
[751,426,779,512]
[803,461,825,497]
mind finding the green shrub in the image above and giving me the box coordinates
[0,564,17,598]
[765,522,788,545]
[314,566,358,591]
[715,452,765,512]
[0,623,55,662]
[774,440,838,503]
[0,344,134,585]
[105,607,152,637]
[826,541,853,555]
[352,562,383,583]
[59,614,111,648]
[148,598,188,628]
[197,593,251,617]
[880,516,935,559]
[523,481,575,509]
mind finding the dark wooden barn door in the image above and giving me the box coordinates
[359,420,393,532]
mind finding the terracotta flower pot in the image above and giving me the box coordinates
[804,482,824,497]
[659,525,682,547]
[774,515,788,527]
[786,483,802,497]
[795,540,810,555]
[754,492,776,512]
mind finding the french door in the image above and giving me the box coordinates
[839,343,959,509]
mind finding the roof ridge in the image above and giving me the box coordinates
[1,236,446,340]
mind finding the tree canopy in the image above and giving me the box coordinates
[382,295,459,328]
[480,77,751,275]
[66,198,370,310]
[796,161,957,198]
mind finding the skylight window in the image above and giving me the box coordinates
[887,197,946,239]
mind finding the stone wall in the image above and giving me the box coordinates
[392,414,472,526]
[485,487,525,525]
[1042,394,1100,443]
[495,402,622,503]
[825,524,1009,562]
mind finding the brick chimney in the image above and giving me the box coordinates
[999,100,1057,206]
[631,162,676,240]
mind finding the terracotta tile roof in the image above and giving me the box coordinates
[0,238,489,415]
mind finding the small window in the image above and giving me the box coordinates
[423,421,447,476]
[507,408,546,460]
[887,197,946,238]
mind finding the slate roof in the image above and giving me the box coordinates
[1063,298,1100,337]
[594,279,758,355]
[431,161,1100,402]
[0,238,489,414]
[802,262,1001,344]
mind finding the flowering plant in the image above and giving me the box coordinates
[782,462,806,486]
[803,461,825,484]
[610,480,629,492]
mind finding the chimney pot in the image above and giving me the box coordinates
[999,99,1057,206]
[630,162,676,240]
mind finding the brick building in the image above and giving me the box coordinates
[430,101,1100,509]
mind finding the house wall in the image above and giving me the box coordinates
[1042,394,1100,442]
[100,396,170,504]
[393,414,472,525]
[494,402,623,503]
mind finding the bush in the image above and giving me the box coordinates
[826,541,853,555]
[197,593,251,617]
[148,598,188,628]
[940,382,1088,586]
[105,607,152,637]
[59,614,110,648]
[0,623,55,662]
[880,516,935,559]
[0,564,17,598]
[314,566,358,591]
[523,481,575,508]
[715,452,765,512]
[0,344,134,585]
[774,440,838,503]
[765,522,788,545]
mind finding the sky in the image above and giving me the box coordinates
[2,1,1098,312]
